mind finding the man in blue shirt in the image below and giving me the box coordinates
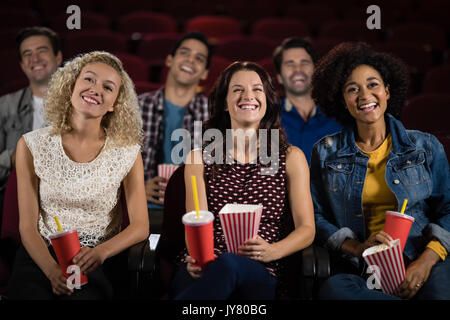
[273,37,342,164]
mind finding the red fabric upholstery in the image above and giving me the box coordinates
[436,136,450,163]
[199,56,231,96]
[402,94,450,136]
[185,16,241,42]
[215,35,276,62]
[422,64,450,94]
[318,20,382,42]
[118,11,178,37]
[1,169,20,245]
[0,168,20,297]
[63,30,128,60]
[137,33,181,67]
[389,22,447,52]
[112,53,150,82]
[252,18,308,42]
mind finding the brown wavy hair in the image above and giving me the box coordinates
[44,51,143,146]
[204,61,289,168]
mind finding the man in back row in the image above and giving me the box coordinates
[0,26,62,217]
[273,37,342,165]
[139,32,211,207]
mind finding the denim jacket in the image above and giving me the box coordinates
[310,113,450,263]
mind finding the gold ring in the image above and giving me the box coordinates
[416,283,422,288]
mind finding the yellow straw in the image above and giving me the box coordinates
[54,216,63,232]
[191,175,200,218]
[400,199,408,214]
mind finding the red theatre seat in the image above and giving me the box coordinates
[401,94,450,136]
[214,35,276,62]
[436,136,450,162]
[113,53,150,82]
[422,64,450,94]
[252,18,309,43]
[257,58,283,97]
[184,16,241,43]
[199,56,232,96]
[118,11,178,39]
[49,12,110,35]
[0,49,27,88]
[137,33,181,67]
[0,9,41,29]
[389,23,447,52]
[63,30,128,60]
[0,169,20,297]
[318,20,382,43]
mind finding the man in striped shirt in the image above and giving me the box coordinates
[139,32,211,206]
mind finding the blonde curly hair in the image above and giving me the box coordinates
[44,51,143,147]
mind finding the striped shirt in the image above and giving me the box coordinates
[139,87,209,180]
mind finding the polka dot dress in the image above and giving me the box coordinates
[204,151,288,278]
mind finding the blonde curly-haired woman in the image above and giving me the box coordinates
[8,52,149,299]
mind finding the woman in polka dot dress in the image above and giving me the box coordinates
[172,61,315,300]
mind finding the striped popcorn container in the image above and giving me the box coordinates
[218,204,263,254]
[157,164,179,201]
[362,239,406,295]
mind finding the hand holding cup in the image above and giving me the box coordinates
[72,246,106,274]
[47,263,74,296]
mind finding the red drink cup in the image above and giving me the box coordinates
[384,211,415,252]
[50,230,88,286]
[182,210,215,268]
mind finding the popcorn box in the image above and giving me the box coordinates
[362,239,406,295]
[219,204,263,254]
[157,164,179,201]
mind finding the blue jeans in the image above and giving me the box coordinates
[172,253,277,300]
[319,257,450,300]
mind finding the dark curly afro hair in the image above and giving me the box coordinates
[311,42,409,127]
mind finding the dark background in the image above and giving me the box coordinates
[0,0,449,154]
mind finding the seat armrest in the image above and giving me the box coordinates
[301,244,330,279]
[128,238,159,298]
[300,244,330,299]
[314,245,331,279]
[301,245,316,277]
[128,239,153,273]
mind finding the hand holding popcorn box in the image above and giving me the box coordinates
[362,239,406,295]
[219,204,263,254]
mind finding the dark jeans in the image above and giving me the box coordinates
[319,257,450,300]
[7,245,123,300]
[172,253,277,300]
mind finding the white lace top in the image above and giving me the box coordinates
[23,127,140,247]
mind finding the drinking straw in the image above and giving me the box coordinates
[400,199,408,214]
[54,216,63,232]
[191,175,200,218]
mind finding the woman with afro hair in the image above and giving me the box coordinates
[310,42,450,300]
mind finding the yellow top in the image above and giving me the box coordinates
[361,135,397,236]
[360,135,447,260]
